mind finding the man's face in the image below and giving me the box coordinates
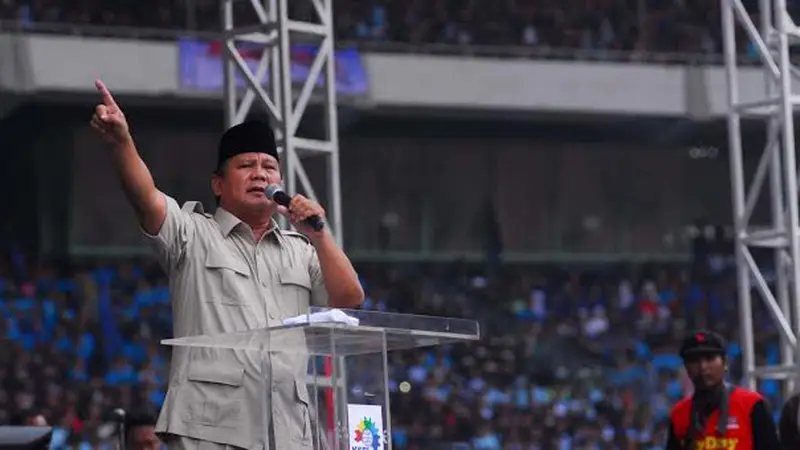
[212,152,281,213]
[684,353,726,389]
[128,425,161,450]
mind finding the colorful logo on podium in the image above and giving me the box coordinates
[354,417,379,449]
[347,404,384,450]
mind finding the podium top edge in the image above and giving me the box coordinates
[162,322,480,345]
[160,308,481,349]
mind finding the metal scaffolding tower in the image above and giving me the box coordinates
[723,0,800,390]
[220,0,343,245]
[219,4,346,447]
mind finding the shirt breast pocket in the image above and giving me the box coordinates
[279,267,312,317]
[205,253,251,305]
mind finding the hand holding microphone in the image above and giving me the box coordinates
[265,184,325,233]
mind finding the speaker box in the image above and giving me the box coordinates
[0,426,53,449]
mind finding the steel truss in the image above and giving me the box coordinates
[723,0,800,391]
[220,3,345,448]
[221,0,342,245]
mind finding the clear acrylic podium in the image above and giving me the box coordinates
[162,307,480,450]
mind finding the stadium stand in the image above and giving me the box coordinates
[0,1,791,449]
[0,0,767,55]
[0,236,784,448]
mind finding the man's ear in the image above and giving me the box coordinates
[211,173,223,198]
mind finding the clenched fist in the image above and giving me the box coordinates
[90,80,131,145]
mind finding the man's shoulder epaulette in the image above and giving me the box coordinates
[181,201,213,218]
[282,230,311,244]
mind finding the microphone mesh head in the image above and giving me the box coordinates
[264,184,283,200]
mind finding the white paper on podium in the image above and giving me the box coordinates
[347,404,385,450]
[281,309,360,327]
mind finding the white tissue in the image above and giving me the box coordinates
[282,309,360,327]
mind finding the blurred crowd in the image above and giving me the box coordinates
[0,233,786,449]
[0,0,789,56]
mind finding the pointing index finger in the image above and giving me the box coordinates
[95,79,118,107]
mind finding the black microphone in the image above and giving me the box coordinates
[265,184,325,232]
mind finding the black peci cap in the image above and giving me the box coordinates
[216,120,279,172]
[124,410,157,443]
[679,329,727,360]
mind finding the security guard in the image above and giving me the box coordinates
[666,330,781,450]
[90,80,364,450]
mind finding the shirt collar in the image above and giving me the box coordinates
[214,207,282,241]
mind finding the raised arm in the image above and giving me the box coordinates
[89,79,166,235]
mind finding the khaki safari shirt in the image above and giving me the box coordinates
[145,194,329,449]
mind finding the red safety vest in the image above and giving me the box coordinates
[670,386,761,450]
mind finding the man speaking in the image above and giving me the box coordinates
[90,80,364,450]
